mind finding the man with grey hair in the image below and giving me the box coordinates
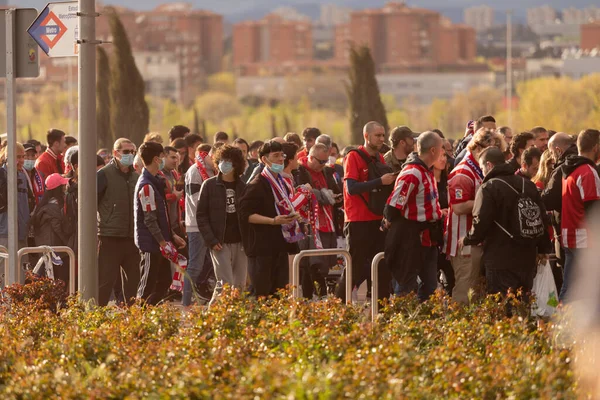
[297,143,342,299]
[315,134,332,150]
[336,121,395,303]
[384,131,444,301]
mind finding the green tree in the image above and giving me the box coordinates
[345,46,389,145]
[193,107,200,135]
[108,9,149,145]
[96,46,112,148]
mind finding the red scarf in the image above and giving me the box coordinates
[195,152,211,181]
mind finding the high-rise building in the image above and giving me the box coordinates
[527,6,558,29]
[96,3,223,104]
[320,4,352,27]
[233,14,312,70]
[272,6,311,21]
[581,21,600,51]
[464,6,495,32]
[334,2,476,69]
[563,6,600,25]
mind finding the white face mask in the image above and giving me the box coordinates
[328,156,336,165]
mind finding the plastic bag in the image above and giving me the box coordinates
[532,261,559,317]
[32,247,63,280]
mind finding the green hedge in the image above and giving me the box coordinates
[0,276,577,399]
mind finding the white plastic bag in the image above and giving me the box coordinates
[532,261,559,317]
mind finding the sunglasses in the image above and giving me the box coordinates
[313,157,328,165]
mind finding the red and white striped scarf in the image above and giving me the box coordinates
[195,152,211,181]
[261,167,306,244]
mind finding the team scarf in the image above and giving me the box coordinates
[261,167,306,244]
[282,172,324,249]
[464,152,484,180]
[299,160,336,236]
[195,152,211,181]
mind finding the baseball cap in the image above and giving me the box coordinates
[45,173,69,190]
[390,126,419,146]
[23,143,36,153]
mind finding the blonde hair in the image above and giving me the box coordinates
[144,132,163,144]
[467,128,507,153]
[0,142,25,164]
[534,149,554,188]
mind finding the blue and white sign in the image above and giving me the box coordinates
[28,2,79,57]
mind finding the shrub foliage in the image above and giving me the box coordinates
[0,280,577,398]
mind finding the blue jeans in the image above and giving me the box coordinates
[559,248,577,303]
[183,231,208,306]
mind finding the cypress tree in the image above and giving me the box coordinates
[346,46,389,145]
[193,107,200,135]
[270,113,277,138]
[96,46,112,148]
[200,119,207,140]
[108,9,149,145]
[283,112,291,133]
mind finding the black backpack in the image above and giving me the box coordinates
[348,149,393,215]
[491,178,545,242]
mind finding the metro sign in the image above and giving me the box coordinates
[28,2,78,58]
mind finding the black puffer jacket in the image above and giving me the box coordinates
[541,144,578,212]
[197,174,246,248]
[31,199,71,248]
[464,163,552,271]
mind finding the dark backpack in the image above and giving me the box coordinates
[0,167,6,214]
[348,149,393,215]
[491,178,545,242]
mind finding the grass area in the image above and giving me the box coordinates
[0,276,578,399]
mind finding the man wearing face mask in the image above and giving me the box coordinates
[97,138,141,306]
[22,143,44,208]
[239,140,300,296]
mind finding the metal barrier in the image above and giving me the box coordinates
[17,246,76,295]
[292,249,352,304]
[0,246,8,287]
[371,252,385,322]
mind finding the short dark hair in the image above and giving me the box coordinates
[27,139,41,147]
[214,144,245,178]
[65,135,77,146]
[548,130,557,138]
[170,138,186,150]
[259,140,284,160]
[475,115,496,130]
[214,131,229,143]
[479,146,505,167]
[96,155,105,167]
[139,141,164,166]
[432,129,444,139]
[497,126,511,135]
[522,147,542,167]
[331,142,340,154]
[531,126,547,136]
[70,151,79,166]
[282,142,298,168]
[577,129,600,154]
[302,127,321,141]
[169,125,190,141]
[249,140,264,153]
[197,143,212,154]
[233,137,249,151]
[284,132,302,148]
[164,146,177,154]
[510,132,535,158]
[185,133,203,148]
[47,129,66,147]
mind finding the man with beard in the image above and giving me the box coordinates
[384,126,419,173]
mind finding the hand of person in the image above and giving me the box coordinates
[213,243,223,251]
[458,237,464,251]
[381,173,397,186]
[173,234,186,249]
[441,208,449,218]
[537,254,549,266]
[274,215,296,225]
[173,188,183,200]
[381,218,391,231]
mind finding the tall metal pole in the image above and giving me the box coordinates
[77,0,98,302]
[68,58,75,136]
[5,9,19,286]
[507,10,513,129]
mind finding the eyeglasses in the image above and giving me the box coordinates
[120,149,136,155]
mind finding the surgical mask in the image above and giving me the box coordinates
[219,160,233,175]
[328,156,336,165]
[269,162,284,174]
[158,158,165,170]
[120,153,134,167]
[23,160,35,171]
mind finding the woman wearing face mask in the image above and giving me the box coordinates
[31,173,72,286]
[197,145,247,304]
[22,143,45,207]
[239,140,303,297]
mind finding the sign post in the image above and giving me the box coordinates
[2,8,40,286]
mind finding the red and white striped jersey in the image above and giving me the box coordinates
[444,152,484,256]
[561,163,600,249]
[387,161,442,223]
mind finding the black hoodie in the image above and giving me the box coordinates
[464,163,552,271]
[541,143,578,212]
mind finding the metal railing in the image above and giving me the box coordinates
[292,249,352,304]
[0,246,8,286]
[371,252,385,322]
[17,246,76,294]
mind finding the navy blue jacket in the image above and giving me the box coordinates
[134,169,172,253]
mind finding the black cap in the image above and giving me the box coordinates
[23,143,36,153]
[389,126,419,146]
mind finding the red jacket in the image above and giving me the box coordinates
[35,149,64,180]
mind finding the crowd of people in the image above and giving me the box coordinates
[0,118,597,307]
